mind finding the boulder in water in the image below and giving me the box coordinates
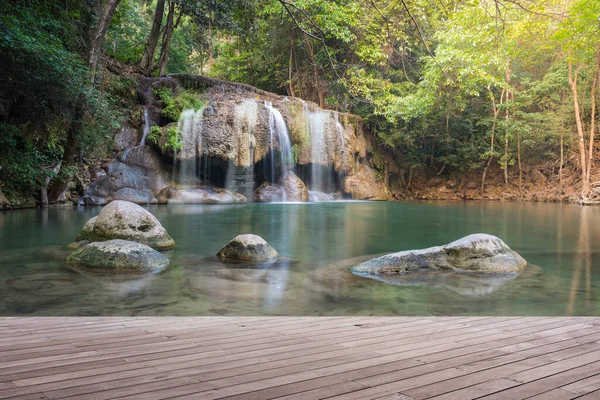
[77,216,98,241]
[157,187,246,204]
[65,239,169,274]
[217,234,278,262]
[282,171,308,201]
[352,234,526,274]
[89,200,175,250]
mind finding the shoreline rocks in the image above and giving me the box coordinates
[217,234,278,262]
[66,239,169,274]
[352,234,526,275]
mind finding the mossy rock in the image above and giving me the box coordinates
[65,239,170,274]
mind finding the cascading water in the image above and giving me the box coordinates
[226,100,258,198]
[174,107,205,186]
[265,101,293,183]
[303,104,336,200]
[140,108,150,146]
[334,113,346,157]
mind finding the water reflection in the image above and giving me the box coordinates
[0,201,599,315]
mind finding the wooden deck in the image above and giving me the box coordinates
[1,317,600,399]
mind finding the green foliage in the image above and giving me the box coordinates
[148,126,161,144]
[105,0,149,64]
[0,0,117,198]
[290,144,299,165]
[154,88,205,121]
[0,123,56,196]
[163,125,183,152]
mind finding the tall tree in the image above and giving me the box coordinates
[140,0,166,71]
[88,0,122,81]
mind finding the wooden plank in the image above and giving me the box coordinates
[480,360,600,399]
[561,373,600,395]
[1,317,599,400]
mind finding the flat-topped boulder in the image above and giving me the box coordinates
[217,234,278,262]
[65,239,169,274]
[352,234,526,274]
[81,200,175,250]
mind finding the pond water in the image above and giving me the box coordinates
[0,201,599,316]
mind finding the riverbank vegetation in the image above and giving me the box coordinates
[1,0,599,206]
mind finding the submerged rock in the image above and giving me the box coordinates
[217,234,278,262]
[352,234,526,274]
[65,239,169,274]
[89,200,175,250]
[157,187,246,204]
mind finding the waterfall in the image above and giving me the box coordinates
[226,100,258,198]
[265,101,293,182]
[334,113,346,157]
[303,104,336,199]
[175,107,205,187]
[140,108,150,146]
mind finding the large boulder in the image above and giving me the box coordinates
[352,234,526,274]
[89,200,175,250]
[77,216,97,241]
[65,239,169,274]
[117,145,162,172]
[114,127,139,152]
[282,171,308,201]
[344,164,389,200]
[157,187,246,204]
[82,147,167,206]
[217,234,278,262]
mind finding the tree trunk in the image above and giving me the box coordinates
[88,0,121,82]
[517,129,522,196]
[158,1,179,76]
[503,63,511,186]
[207,17,214,72]
[481,86,504,195]
[559,100,564,190]
[305,37,324,107]
[568,61,590,197]
[39,162,62,208]
[288,36,295,97]
[585,50,599,185]
[140,0,166,71]
[47,103,85,202]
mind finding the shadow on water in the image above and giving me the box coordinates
[0,201,598,316]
